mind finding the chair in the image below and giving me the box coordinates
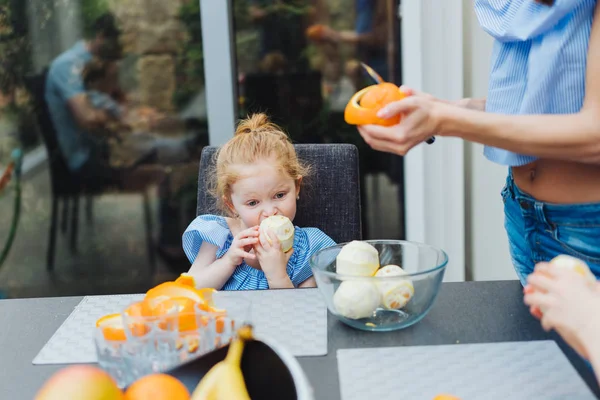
[25,70,157,272]
[196,144,362,244]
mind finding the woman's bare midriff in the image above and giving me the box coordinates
[512,159,600,204]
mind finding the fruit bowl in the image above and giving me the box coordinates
[310,240,448,332]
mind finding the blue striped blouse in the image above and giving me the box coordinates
[474,0,596,166]
[182,214,336,290]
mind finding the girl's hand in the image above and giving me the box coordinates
[254,228,294,283]
[224,226,260,267]
[524,262,600,360]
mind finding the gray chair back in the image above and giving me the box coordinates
[196,143,362,243]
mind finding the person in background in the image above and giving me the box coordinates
[309,0,393,87]
[81,58,126,128]
[248,0,318,72]
[45,12,128,185]
[356,0,600,284]
[524,263,600,384]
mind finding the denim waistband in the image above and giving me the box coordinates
[504,169,600,225]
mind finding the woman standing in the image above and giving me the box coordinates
[357,0,600,284]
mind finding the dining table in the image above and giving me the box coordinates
[1,280,598,399]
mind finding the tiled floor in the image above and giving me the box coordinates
[0,163,402,299]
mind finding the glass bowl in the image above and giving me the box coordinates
[309,240,448,332]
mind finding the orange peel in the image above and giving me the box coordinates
[344,82,408,127]
[96,313,126,341]
[154,297,200,332]
[175,273,195,288]
[123,300,153,318]
[145,282,215,309]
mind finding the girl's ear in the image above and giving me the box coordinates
[295,176,303,198]
[223,196,236,216]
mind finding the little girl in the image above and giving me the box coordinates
[182,113,336,290]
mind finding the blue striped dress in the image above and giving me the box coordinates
[474,0,596,166]
[182,214,336,290]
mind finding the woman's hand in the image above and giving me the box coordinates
[357,86,486,156]
[255,228,294,287]
[357,87,447,156]
[524,262,600,360]
[223,226,260,267]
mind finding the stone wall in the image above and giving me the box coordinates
[108,0,187,111]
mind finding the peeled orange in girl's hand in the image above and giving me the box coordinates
[124,374,190,400]
[344,82,408,127]
[35,365,123,400]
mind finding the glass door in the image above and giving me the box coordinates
[230,0,405,240]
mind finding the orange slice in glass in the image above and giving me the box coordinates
[154,297,199,332]
[96,313,126,341]
[145,282,215,307]
[123,300,153,317]
[175,273,195,288]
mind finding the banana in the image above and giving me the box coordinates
[191,325,253,400]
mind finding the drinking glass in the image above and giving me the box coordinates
[93,325,130,389]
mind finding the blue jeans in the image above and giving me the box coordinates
[502,170,600,286]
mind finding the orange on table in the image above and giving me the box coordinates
[124,373,190,400]
[433,395,461,400]
[344,82,408,127]
[96,314,127,341]
[35,365,123,400]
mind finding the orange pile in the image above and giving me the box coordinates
[34,366,191,400]
[96,273,225,343]
[344,82,408,127]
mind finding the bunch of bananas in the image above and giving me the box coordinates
[191,325,254,400]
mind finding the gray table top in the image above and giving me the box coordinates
[1,280,598,400]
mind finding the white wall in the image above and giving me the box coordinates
[402,0,466,282]
[462,2,516,281]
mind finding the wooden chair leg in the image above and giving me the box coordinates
[61,196,69,234]
[47,197,58,272]
[143,191,156,273]
[86,195,93,224]
[70,195,79,254]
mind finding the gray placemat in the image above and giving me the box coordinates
[214,289,327,357]
[32,294,144,365]
[337,341,595,400]
[33,289,326,364]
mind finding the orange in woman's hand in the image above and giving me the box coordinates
[344,82,408,127]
